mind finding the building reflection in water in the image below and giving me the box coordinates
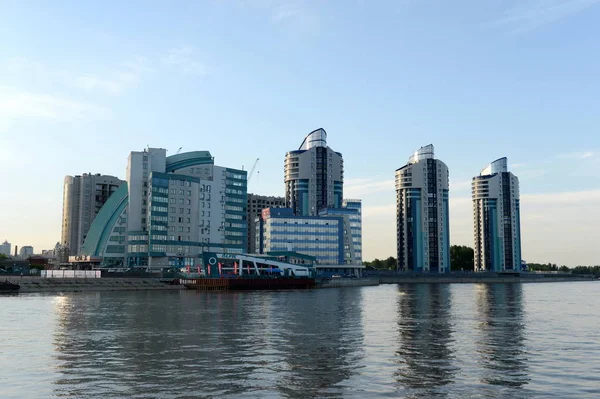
[395,284,457,397]
[51,289,365,398]
[475,283,530,388]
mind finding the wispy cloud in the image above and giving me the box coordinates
[161,46,207,76]
[344,178,395,198]
[492,0,600,34]
[0,86,112,124]
[75,56,155,95]
[271,4,299,23]
[450,179,472,192]
[558,150,598,160]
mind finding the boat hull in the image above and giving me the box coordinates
[182,277,316,291]
[0,281,20,292]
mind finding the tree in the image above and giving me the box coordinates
[0,253,9,260]
[450,245,474,271]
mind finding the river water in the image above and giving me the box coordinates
[1,282,599,398]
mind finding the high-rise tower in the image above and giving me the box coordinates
[284,128,344,216]
[61,173,124,255]
[472,158,521,272]
[395,145,450,273]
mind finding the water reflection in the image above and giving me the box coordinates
[475,283,530,388]
[395,284,457,398]
[51,289,364,398]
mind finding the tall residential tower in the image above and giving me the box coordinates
[472,158,521,272]
[61,173,125,255]
[395,145,450,273]
[284,128,344,216]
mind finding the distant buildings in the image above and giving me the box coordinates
[472,158,522,272]
[81,148,247,267]
[0,240,10,256]
[19,245,34,259]
[247,193,285,254]
[62,173,124,256]
[395,145,450,273]
[285,128,344,216]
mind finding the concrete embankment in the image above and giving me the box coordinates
[318,277,380,288]
[378,275,596,284]
[2,276,183,293]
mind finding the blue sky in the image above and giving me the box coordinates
[1,0,599,266]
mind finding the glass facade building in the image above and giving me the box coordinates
[395,145,450,273]
[81,148,247,268]
[472,158,521,272]
[256,207,362,265]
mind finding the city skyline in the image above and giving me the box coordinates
[1,1,599,266]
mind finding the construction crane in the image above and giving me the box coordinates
[248,158,260,182]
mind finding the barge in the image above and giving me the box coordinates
[182,276,315,291]
[182,253,316,291]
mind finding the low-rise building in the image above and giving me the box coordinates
[247,193,285,254]
[256,206,362,268]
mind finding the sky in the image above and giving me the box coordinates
[1,0,599,266]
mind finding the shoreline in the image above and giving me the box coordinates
[1,273,595,294]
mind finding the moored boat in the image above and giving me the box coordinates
[0,280,20,292]
[182,276,315,291]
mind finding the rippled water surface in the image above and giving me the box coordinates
[1,282,599,398]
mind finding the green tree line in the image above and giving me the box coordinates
[363,246,599,275]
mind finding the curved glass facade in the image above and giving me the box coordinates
[408,144,435,165]
[299,128,327,150]
[480,157,508,176]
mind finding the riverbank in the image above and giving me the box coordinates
[2,273,595,294]
[1,276,182,293]
[378,273,596,284]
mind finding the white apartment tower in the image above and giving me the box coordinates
[284,128,344,216]
[472,158,522,272]
[395,145,450,273]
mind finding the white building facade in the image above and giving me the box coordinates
[395,145,450,273]
[284,128,344,216]
[472,158,522,272]
[81,148,247,268]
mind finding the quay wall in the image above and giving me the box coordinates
[378,275,596,284]
[2,276,183,293]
